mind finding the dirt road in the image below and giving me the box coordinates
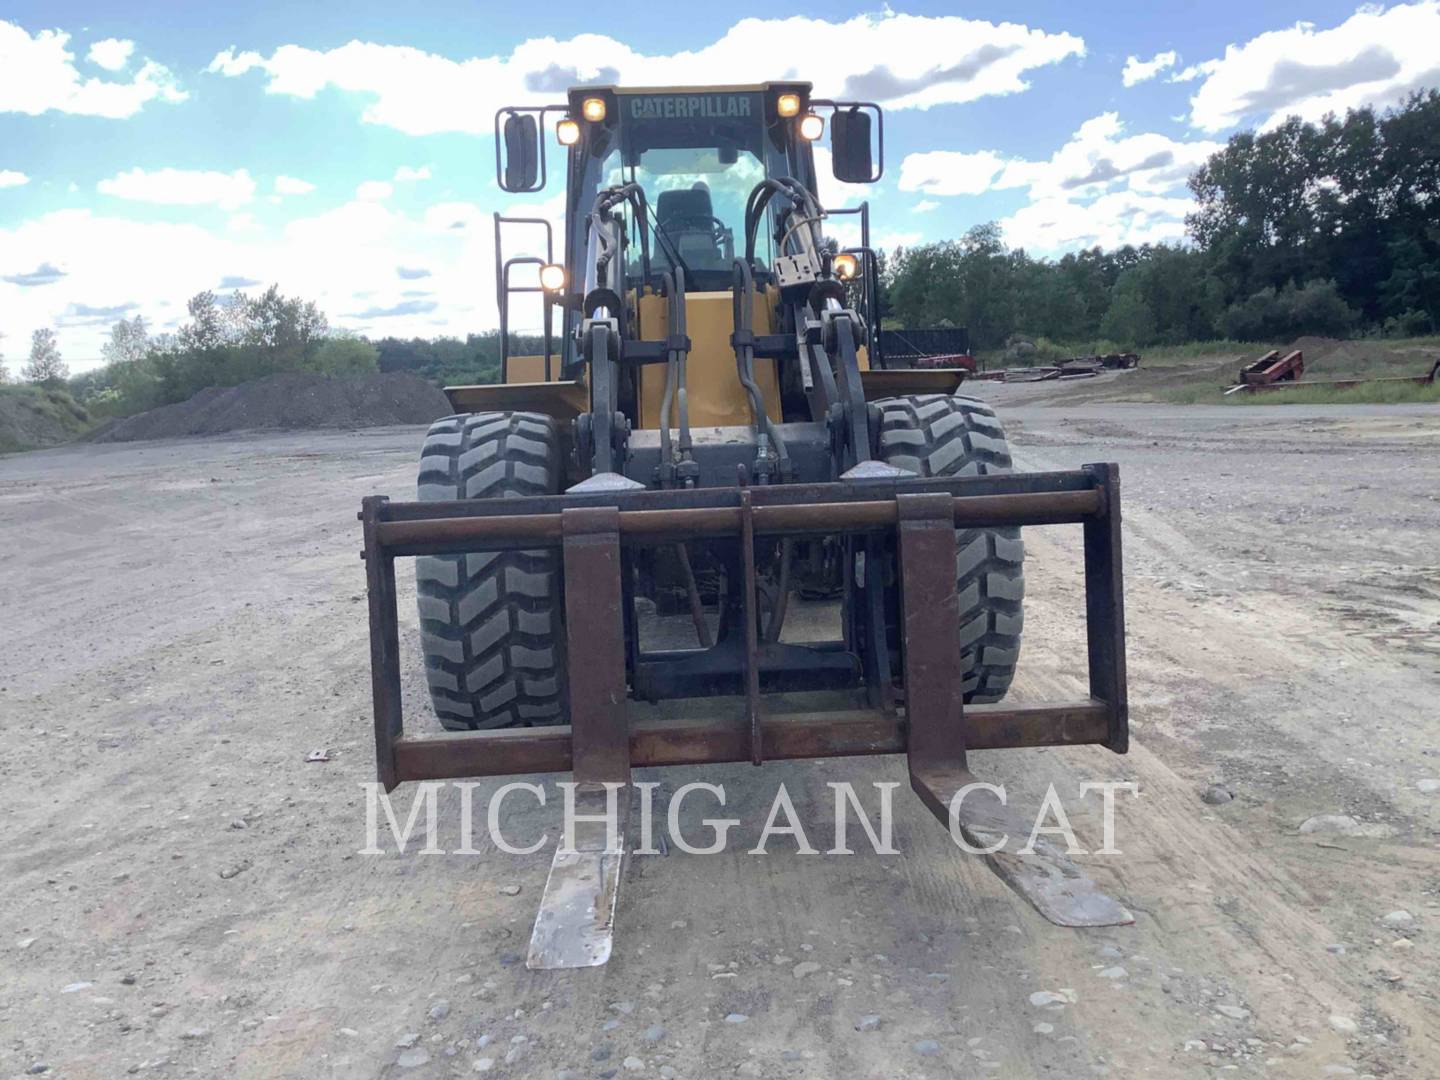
[2,400,1438,1079]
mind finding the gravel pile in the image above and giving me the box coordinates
[94,371,452,442]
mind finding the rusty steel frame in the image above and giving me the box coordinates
[360,464,1128,798]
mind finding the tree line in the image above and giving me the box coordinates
[882,89,1440,352]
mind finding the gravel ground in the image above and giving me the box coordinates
[1,399,1438,1079]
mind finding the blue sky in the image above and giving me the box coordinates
[4,1,1439,370]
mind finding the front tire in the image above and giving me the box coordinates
[414,412,565,730]
[876,394,1025,703]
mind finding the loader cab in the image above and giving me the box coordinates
[488,82,884,386]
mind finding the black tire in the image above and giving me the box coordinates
[415,412,564,730]
[876,394,1024,703]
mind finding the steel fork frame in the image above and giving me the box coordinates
[360,463,1127,798]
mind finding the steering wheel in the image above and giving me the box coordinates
[667,214,732,249]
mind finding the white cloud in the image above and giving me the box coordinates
[1001,191,1197,252]
[97,167,257,210]
[0,169,29,188]
[208,13,1083,135]
[0,20,185,118]
[1185,1,1440,132]
[912,199,939,213]
[86,38,134,72]
[274,175,316,195]
[1122,50,1177,87]
[356,179,393,200]
[898,150,1014,196]
[0,185,564,365]
[394,165,432,182]
[898,113,1223,254]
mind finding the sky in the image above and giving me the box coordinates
[3,2,1439,371]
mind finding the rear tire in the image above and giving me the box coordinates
[876,394,1025,703]
[415,412,565,730]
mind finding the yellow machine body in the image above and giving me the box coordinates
[635,290,781,429]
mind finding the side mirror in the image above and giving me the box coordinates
[831,108,878,183]
[501,113,540,192]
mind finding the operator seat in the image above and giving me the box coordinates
[655,186,725,272]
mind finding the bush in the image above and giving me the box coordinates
[1219,279,1357,341]
[310,335,380,375]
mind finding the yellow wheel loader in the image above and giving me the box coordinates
[361,82,1131,968]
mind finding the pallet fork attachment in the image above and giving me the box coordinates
[361,464,1131,968]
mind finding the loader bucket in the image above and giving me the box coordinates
[361,464,1130,967]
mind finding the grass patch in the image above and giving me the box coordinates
[1224,379,1440,406]
[0,384,95,453]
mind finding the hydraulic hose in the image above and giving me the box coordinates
[730,259,790,479]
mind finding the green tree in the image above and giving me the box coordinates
[1099,275,1157,347]
[102,315,150,366]
[310,334,380,374]
[23,328,68,386]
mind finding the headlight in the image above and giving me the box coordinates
[581,97,607,123]
[539,264,567,292]
[776,93,801,118]
[832,252,860,280]
[798,113,824,141]
[556,118,580,146]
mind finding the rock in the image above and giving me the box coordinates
[428,999,451,1023]
[181,1028,210,1041]
[659,1068,677,1080]
[26,1066,49,1076]
[1320,1067,1356,1076]
[611,1001,636,1014]
[1029,991,1068,1007]
[1381,910,1414,927]
[1098,966,1127,979]
[499,885,521,896]
[913,1040,941,1056]
[855,1015,882,1032]
[1390,938,1414,950]
[1202,785,1234,805]
[61,981,93,994]
[792,961,821,979]
[1327,943,1346,954]
[724,1013,748,1024]
[397,1048,431,1068]
[120,974,136,985]
[592,1047,613,1062]
[1328,1015,1358,1035]
[1216,1005,1249,1020]
[472,1057,494,1072]
[622,1056,645,1072]
[499,952,523,967]
[1298,815,1393,838]
[218,861,251,880]
[1097,945,1123,959]
[642,1025,666,1042]
[1416,779,1440,795]
[396,1033,421,1049]
[17,937,37,950]
[602,1019,620,1032]
[1033,1023,1054,1035]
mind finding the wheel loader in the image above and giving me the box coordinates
[360,82,1131,968]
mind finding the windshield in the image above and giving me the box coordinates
[591,91,782,288]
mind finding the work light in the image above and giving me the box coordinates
[556,118,580,145]
[539,264,567,291]
[581,97,607,122]
[776,93,801,118]
[798,113,824,141]
[832,252,859,280]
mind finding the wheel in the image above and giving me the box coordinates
[414,412,564,730]
[875,394,1025,703]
